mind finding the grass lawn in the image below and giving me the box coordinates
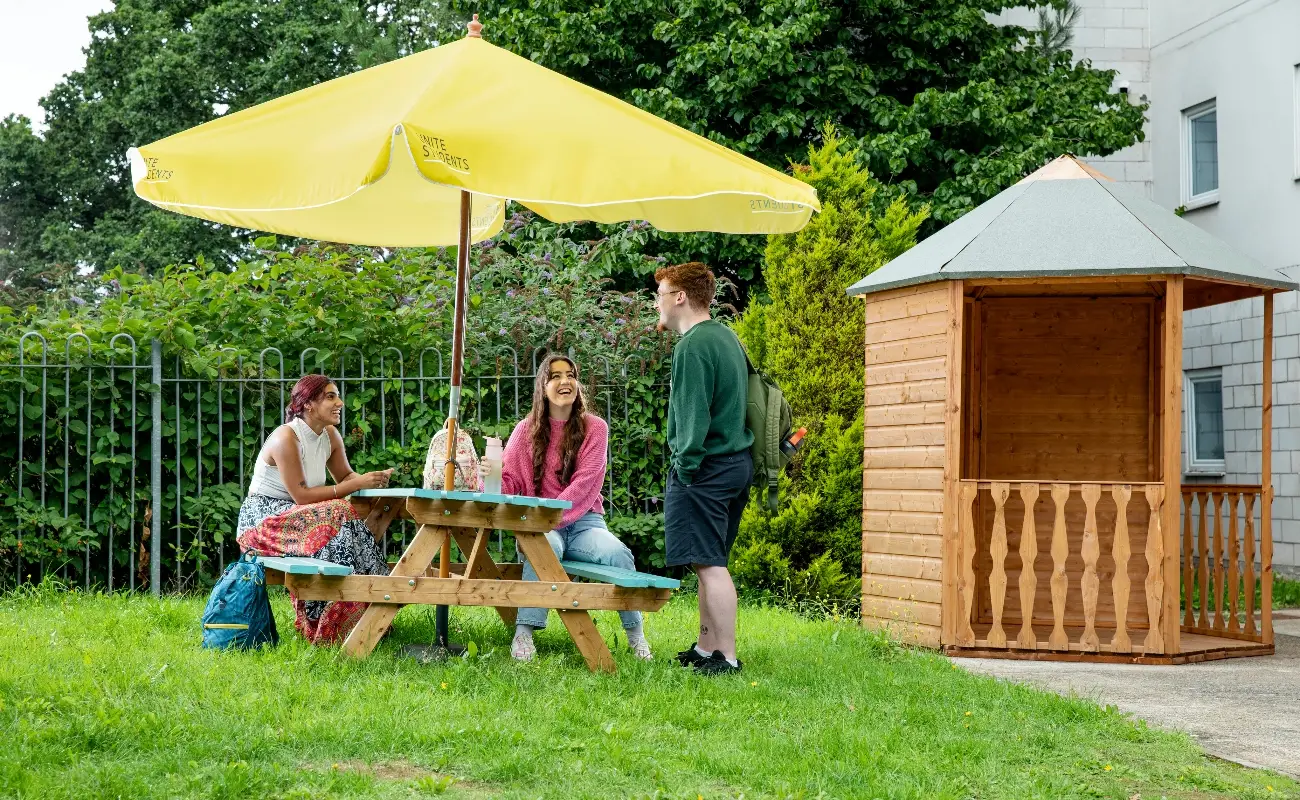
[0,585,1295,800]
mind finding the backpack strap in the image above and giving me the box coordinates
[764,385,782,512]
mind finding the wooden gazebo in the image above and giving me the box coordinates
[849,156,1297,663]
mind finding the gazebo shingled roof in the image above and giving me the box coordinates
[847,156,1298,297]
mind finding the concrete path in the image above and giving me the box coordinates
[958,613,1300,778]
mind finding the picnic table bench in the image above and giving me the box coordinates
[257,488,678,672]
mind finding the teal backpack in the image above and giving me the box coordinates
[731,332,797,511]
[201,552,279,650]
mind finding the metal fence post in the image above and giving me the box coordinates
[150,339,163,596]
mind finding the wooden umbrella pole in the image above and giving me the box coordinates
[433,190,472,650]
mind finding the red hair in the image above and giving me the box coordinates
[285,374,334,423]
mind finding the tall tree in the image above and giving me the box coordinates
[0,1,463,300]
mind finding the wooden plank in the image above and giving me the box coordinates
[863,490,944,513]
[515,531,615,673]
[1227,492,1240,634]
[1198,491,1210,629]
[864,424,945,448]
[559,561,680,589]
[866,287,951,324]
[1144,486,1166,653]
[1017,483,1040,649]
[865,379,946,407]
[863,468,944,491]
[957,482,977,646]
[340,524,448,659]
[862,574,942,604]
[865,358,947,387]
[405,498,563,534]
[865,553,942,581]
[941,281,962,650]
[987,482,1010,648]
[1079,484,1102,651]
[864,511,943,537]
[1182,491,1194,628]
[863,445,945,469]
[865,403,946,427]
[862,617,942,649]
[1161,279,1184,656]
[286,574,672,611]
[256,556,353,576]
[867,334,947,365]
[1244,493,1257,637]
[451,529,517,629]
[865,310,949,345]
[863,596,942,628]
[1212,491,1226,632]
[1110,484,1133,653]
[864,530,944,558]
[1262,292,1274,646]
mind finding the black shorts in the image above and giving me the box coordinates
[664,451,753,568]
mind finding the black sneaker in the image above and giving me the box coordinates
[674,643,709,667]
[693,650,743,676]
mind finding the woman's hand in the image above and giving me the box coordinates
[353,469,393,490]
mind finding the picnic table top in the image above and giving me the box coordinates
[353,488,572,510]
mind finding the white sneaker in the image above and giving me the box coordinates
[511,631,536,662]
[630,638,653,661]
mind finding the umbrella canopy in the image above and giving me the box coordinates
[127,25,818,246]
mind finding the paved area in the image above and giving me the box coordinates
[958,614,1300,778]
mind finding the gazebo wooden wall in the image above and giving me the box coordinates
[860,276,1276,663]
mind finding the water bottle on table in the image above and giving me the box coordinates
[482,436,503,494]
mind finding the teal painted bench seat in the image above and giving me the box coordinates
[256,556,353,576]
[560,560,679,590]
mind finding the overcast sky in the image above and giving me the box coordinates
[1,0,114,128]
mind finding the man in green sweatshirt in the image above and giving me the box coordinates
[654,261,754,675]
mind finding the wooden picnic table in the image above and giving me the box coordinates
[258,488,677,672]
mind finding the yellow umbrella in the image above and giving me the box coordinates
[128,17,818,647]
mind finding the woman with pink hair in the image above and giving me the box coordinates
[235,375,394,645]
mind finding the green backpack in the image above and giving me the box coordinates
[732,333,796,511]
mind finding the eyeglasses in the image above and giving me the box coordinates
[654,288,683,304]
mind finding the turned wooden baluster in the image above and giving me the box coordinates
[1048,484,1071,650]
[1110,484,1132,653]
[988,482,1011,648]
[958,482,978,646]
[1080,484,1102,651]
[1143,486,1165,654]
[1198,491,1210,630]
[1213,491,1226,632]
[1182,491,1194,629]
[1227,491,1240,634]
[1244,492,1257,637]
[1017,483,1040,650]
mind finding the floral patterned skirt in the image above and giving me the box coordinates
[235,495,389,646]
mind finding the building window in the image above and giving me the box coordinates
[1182,100,1219,208]
[1185,369,1226,475]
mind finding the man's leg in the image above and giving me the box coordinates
[694,564,737,660]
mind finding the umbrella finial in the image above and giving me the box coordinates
[467,14,483,38]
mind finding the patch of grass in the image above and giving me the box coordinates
[0,583,1295,799]
[1273,575,1300,609]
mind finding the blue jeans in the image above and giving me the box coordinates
[516,512,642,631]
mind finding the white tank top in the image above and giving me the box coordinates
[247,417,333,501]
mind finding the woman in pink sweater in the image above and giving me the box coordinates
[497,353,652,662]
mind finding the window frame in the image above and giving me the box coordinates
[1182,99,1220,210]
[1293,64,1300,181]
[1184,368,1227,477]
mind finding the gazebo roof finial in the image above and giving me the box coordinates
[467,14,483,38]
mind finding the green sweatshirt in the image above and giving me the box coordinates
[667,320,753,484]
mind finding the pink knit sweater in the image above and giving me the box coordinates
[501,414,608,527]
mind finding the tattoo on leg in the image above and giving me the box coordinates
[701,625,709,634]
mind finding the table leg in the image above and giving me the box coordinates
[341,523,449,658]
[452,529,516,629]
[515,532,616,673]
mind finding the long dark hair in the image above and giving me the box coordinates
[285,374,333,423]
[527,354,589,491]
